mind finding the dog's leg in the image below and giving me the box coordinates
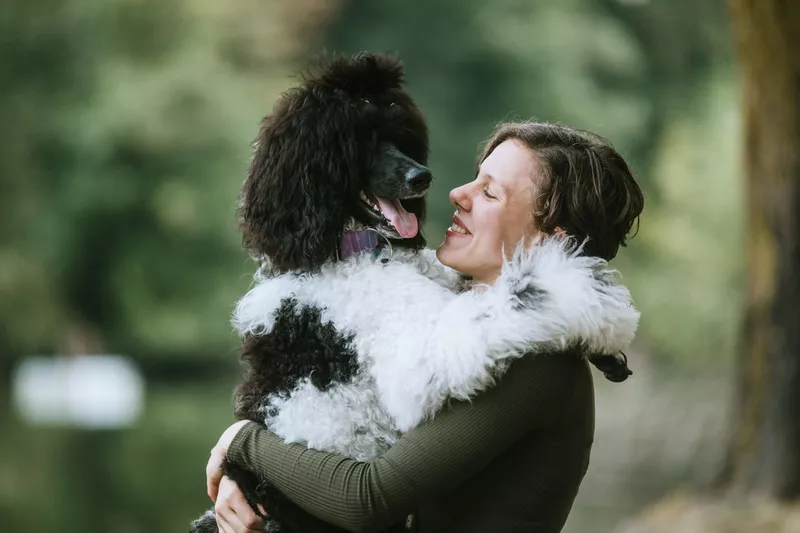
[189,508,220,533]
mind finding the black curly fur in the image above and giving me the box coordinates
[233,298,359,422]
[239,51,429,273]
[190,52,430,533]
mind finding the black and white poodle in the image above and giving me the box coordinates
[191,52,639,533]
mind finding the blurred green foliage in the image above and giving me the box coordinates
[0,0,307,367]
[0,0,741,531]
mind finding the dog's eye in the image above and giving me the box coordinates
[389,102,396,108]
[362,98,371,105]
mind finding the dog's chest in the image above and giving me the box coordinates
[285,258,458,359]
[259,297,360,392]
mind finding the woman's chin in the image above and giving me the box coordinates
[435,242,464,270]
[435,244,450,264]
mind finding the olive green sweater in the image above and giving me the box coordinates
[227,352,595,533]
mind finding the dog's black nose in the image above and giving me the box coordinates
[406,168,432,191]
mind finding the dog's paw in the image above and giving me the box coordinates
[189,509,218,533]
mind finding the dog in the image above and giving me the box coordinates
[191,52,640,533]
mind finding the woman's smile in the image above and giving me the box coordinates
[446,214,471,237]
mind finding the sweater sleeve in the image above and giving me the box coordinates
[226,353,581,532]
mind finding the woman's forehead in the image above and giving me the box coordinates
[480,140,538,193]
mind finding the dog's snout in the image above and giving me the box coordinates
[406,167,432,191]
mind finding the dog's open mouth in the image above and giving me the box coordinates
[359,190,422,239]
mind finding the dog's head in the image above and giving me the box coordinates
[240,52,430,273]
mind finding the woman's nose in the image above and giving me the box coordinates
[450,184,471,211]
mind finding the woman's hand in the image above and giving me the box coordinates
[214,476,263,533]
[207,420,268,531]
[207,420,251,502]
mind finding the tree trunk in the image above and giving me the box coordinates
[720,0,800,499]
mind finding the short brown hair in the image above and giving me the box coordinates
[479,121,643,261]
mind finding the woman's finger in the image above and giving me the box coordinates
[218,503,261,533]
[227,487,261,529]
[215,511,233,533]
[215,477,262,532]
[207,446,225,502]
[226,509,262,533]
[215,495,237,533]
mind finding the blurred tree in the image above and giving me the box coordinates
[719,0,800,499]
[596,0,732,181]
[0,0,334,378]
[0,2,340,532]
[618,74,744,371]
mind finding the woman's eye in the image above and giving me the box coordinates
[482,188,496,199]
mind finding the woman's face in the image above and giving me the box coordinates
[436,139,542,284]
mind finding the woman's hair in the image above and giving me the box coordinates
[479,121,643,382]
[478,121,643,261]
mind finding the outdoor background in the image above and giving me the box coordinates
[2,0,792,532]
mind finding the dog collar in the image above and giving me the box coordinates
[339,230,381,260]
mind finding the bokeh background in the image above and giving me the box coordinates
[3,0,797,532]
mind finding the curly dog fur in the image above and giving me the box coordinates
[239,52,429,273]
[192,52,434,533]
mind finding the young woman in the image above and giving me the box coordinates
[206,121,644,533]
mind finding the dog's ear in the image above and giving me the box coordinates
[239,87,364,272]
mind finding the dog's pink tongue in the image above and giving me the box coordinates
[375,197,419,238]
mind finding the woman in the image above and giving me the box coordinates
[206,121,644,533]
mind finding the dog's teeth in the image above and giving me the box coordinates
[360,191,380,210]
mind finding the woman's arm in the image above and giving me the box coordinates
[222,352,583,533]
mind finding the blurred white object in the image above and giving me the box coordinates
[12,355,145,429]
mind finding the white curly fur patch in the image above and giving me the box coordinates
[232,237,639,458]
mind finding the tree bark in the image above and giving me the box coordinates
[720,0,800,499]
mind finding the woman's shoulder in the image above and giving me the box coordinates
[516,347,591,375]
[440,348,593,435]
[502,349,594,405]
